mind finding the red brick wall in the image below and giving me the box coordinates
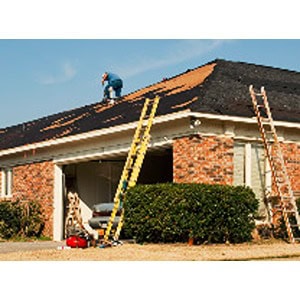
[12,161,54,237]
[282,143,300,194]
[173,135,234,185]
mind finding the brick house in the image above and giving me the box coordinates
[0,59,299,240]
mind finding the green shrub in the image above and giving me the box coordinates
[123,183,258,244]
[0,201,23,239]
[20,201,45,237]
[0,200,44,239]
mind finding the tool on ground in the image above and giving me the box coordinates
[101,96,160,246]
[65,191,92,248]
[249,85,300,243]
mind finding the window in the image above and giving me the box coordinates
[1,168,13,197]
[233,142,268,216]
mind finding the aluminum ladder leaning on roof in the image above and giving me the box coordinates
[101,96,160,246]
[249,85,300,243]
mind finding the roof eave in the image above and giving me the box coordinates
[0,110,191,158]
[190,112,300,129]
[1,110,300,159]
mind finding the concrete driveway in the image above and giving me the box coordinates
[0,241,65,253]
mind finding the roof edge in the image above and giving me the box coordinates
[190,112,300,128]
[1,109,300,159]
[0,110,191,158]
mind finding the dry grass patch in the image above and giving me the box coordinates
[1,239,300,261]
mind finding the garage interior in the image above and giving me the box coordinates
[62,147,173,233]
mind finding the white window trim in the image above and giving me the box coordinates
[265,158,272,197]
[1,168,13,198]
[245,143,252,187]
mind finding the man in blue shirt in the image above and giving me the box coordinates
[101,72,123,103]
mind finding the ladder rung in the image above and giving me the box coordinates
[274,174,285,179]
[277,209,293,212]
[274,166,284,170]
[263,122,272,127]
[271,156,281,160]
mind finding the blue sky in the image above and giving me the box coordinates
[0,1,300,130]
[1,39,300,128]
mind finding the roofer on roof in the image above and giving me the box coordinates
[101,72,123,103]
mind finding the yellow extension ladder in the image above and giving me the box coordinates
[103,96,160,243]
[249,85,300,243]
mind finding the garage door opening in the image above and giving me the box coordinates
[139,148,173,184]
[61,147,173,237]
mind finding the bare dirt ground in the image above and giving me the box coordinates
[1,239,300,260]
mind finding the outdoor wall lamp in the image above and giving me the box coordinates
[190,117,201,129]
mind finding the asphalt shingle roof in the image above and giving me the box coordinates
[1,59,300,151]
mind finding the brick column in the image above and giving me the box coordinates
[173,135,234,185]
[281,143,300,194]
[12,161,55,237]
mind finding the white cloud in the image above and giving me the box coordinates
[115,40,229,79]
[37,61,77,85]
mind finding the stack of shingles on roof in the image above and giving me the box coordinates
[1,59,300,152]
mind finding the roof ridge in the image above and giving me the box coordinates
[213,58,300,74]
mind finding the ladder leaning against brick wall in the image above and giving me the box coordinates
[249,85,300,243]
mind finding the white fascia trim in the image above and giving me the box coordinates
[0,110,191,158]
[190,112,300,129]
